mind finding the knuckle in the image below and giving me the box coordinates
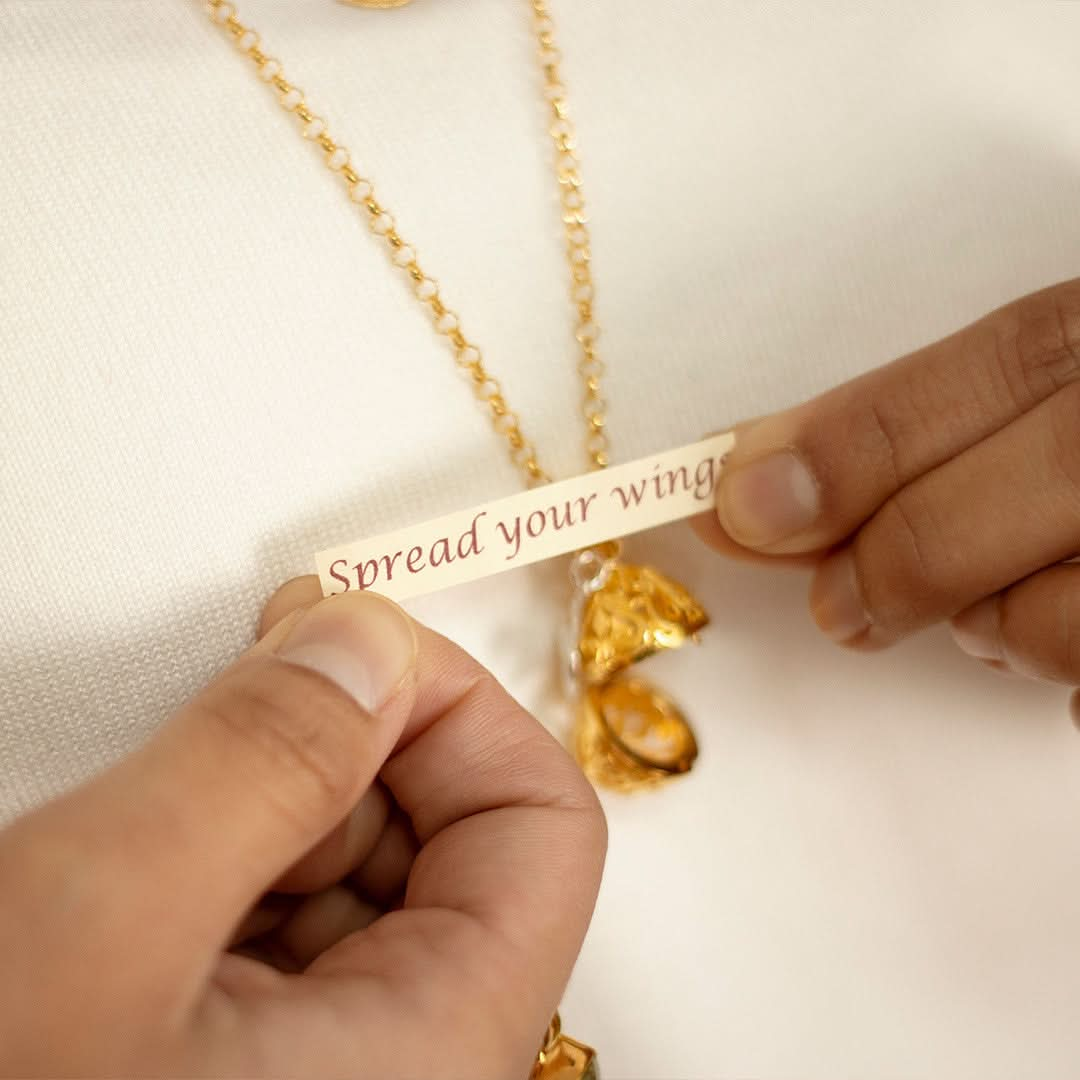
[856,486,951,633]
[403,667,607,854]
[816,381,929,495]
[832,357,958,494]
[196,661,364,827]
[860,368,952,488]
[998,570,1080,683]
[991,283,1080,411]
[855,396,904,490]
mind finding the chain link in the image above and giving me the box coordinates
[202,0,609,485]
[529,0,609,471]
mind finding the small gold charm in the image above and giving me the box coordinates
[532,1013,599,1080]
[567,546,707,791]
[578,562,708,685]
[576,679,698,791]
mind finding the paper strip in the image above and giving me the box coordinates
[316,432,735,601]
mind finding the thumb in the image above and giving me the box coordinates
[2,591,416,982]
[711,281,1080,555]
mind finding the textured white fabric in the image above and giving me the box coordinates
[3,2,1080,1076]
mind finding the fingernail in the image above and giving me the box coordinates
[278,592,416,711]
[949,597,1003,662]
[810,548,870,644]
[717,448,820,548]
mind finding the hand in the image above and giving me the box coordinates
[0,578,605,1079]
[696,278,1080,721]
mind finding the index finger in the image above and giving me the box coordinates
[382,624,605,1030]
[257,577,606,1073]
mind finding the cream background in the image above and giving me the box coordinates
[3,2,1080,1077]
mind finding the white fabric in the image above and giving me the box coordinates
[3,2,1080,1076]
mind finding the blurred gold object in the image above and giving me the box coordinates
[568,547,705,789]
[577,679,698,791]
[532,1013,599,1080]
[578,562,708,685]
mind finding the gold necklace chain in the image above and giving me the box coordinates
[203,0,609,487]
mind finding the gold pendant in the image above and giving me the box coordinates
[577,560,708,684]
[576,679,698,791]
[568,544,706,790]
[532,1013,599,1080]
